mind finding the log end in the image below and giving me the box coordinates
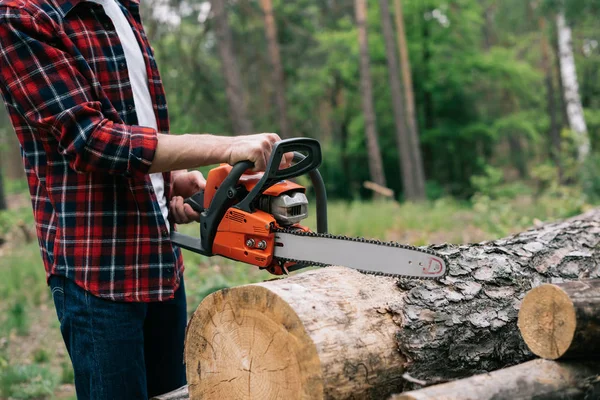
[518,284,577,360]
[184,285,323,400]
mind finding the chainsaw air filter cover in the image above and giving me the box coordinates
[258,191,309,226]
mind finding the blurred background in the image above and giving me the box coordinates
[0,0,598,397]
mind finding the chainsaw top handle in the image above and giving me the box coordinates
[187,137,327,256]
[235,138,322,212]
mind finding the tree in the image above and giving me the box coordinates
[392,0,426,200]
[538,15,562,176]
[355,0,387,190]
[210,0,254,135]
[0,165,6,211]
[379,0,425,201]
[556,11,589,162]
[260,0,291,138]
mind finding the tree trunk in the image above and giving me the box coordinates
[393,0,426,200]
[210,0,254,135]
[518,280,600,360]
[355,0,387,189]
[0,164,7,211]
[379,0,417,201]
[556,12,589,163]
[260,0,291,138]
[184,209,600,399]
[421,9,434,131]
[392,359,600,400]
[539,16,562,179]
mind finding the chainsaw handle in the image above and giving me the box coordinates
[265,138,322,181]
[236,138,322,213]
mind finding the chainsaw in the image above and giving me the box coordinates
[170,138,448,278]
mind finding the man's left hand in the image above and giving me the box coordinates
[170,170,206,224]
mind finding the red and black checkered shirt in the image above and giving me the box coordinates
[0,0,184,302]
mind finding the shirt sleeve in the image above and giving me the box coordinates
[0,7,157,177]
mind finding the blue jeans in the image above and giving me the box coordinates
[49,275,187,400]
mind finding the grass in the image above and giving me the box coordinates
[0,364,57,400]
[0,183,592,398]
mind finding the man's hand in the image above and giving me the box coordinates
[170,170,206,224]
[227,133,293,171]
[150,132,293,174]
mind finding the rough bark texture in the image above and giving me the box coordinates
[260,0,291,138]
[392,359,600,400]
[395,210,600,386]
[211,0,254,135]
[518,280,600,360]
[393,0,426,200]
[379,0,416,201]
[184,209,600,399]
[355,0,387,189]
[556,12,589,162]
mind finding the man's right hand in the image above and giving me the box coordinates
[227,133,293,171]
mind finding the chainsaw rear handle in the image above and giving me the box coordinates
[176,138,328,256]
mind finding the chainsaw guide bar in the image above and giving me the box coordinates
[272,227,449,279]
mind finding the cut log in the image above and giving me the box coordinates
[518,279,600,360]
[391,359,600,400]
[184,209,600,399]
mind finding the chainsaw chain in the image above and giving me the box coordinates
[272,227,449,280]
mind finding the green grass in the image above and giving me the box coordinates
[0,364,57,400]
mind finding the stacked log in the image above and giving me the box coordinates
[181,209,600,399]
[518,279,600,360]
[392,359,600,400]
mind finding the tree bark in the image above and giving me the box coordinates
[355,0,387,189]
[184,209,600,399]
[518,280,600,360]
[556,12,589,163]
[210,0,254,135]
[260,0,291,138]
[379,0,418,201]
[392,359,600,400]
[393,0,426,200]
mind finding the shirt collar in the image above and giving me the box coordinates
[55,0,140,16]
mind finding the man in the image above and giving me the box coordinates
[0,0,290,398]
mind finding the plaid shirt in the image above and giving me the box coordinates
[0,0,184,302]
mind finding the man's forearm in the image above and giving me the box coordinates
[149,134,233,173]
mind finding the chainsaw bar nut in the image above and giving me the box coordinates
[246,239,255,248]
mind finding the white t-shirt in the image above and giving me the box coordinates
[88,0,170,231]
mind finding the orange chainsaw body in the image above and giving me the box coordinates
[204,164,308,272]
